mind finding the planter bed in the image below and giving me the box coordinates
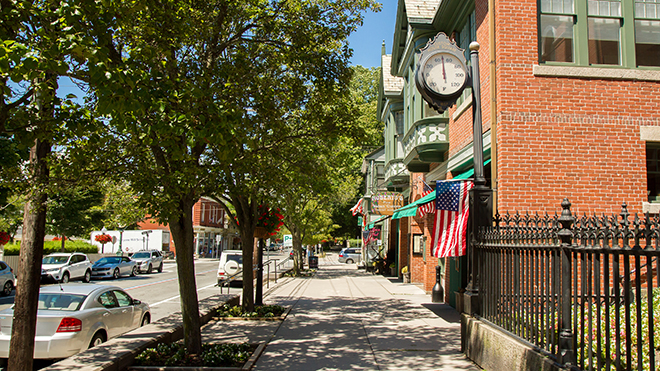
[127,343,266,371]
[212,307,291,322]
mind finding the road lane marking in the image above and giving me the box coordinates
[149,283,218,307]
[123,268,217,290]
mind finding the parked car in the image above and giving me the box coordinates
[0,284,150,359]
[41,253,93,283]
[162,250,175,259]
[217,250,243,285]
[131,250,164,274]
[0,261,15,297]
[338,248,361,264]
[92,256,138,279]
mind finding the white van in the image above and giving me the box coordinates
[217,250,243,285]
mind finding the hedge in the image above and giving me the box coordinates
[2,240,99,256]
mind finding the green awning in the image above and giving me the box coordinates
[392,191,435,220]
[368,215,391,229]
[452,159,492,180]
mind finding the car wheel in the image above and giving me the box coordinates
[346,258,354,264]
[157,263,163,273]
[61,272,70,284]
[141,314,151,326]
[146,264,153,274]
[83,270,92,283]
[131,266,137,277]
[1,281,13,296]
[112,268,120,279]
[88,331,106,349]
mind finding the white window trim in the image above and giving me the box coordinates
[534,65,660,81]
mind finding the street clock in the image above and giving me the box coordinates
[415,33,469,113]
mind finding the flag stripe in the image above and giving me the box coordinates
[431,180,473,258]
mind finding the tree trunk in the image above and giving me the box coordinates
[60,236,65,252]
[168,196,202,355]
[8,138,50,371]
[239,224,255,312]
[292,231,303,275]
[255,238,264,306]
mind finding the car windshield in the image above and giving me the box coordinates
[96,257,121,264]
[38,293,86,311]
[132,252,150,259]
[42,256,68,264]
[226,255,243,264]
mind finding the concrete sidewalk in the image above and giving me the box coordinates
[207,254,481,371]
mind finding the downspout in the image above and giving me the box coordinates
[489,0,498,214]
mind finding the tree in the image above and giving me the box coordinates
[79,0,380,355]
[46,185,105,251]
[99,180,146,230]
[1,1,115,368]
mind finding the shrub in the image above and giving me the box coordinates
[216,304,286,318]
[3,240,99,255]
[135,342,253,367]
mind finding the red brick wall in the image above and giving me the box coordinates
[443,1,660,216]
[399,217,409,277]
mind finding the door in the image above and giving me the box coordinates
[97,291,126,338]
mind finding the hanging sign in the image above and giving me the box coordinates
[371,192,404,215]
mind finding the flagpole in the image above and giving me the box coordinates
[464,42,493,317]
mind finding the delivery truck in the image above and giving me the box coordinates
[90,229,171,254]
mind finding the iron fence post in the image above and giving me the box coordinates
[464,42,493,316]
[557,198,576,366]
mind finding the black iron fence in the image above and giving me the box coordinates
[475,199,659,371]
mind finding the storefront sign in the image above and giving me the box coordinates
[370,192,404,215]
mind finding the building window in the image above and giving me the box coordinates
[539,0,660,67]
[201,203,205,222]
[647,143,660,202]
[635,0,660,66]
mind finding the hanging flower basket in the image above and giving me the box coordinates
[254,227,269,239]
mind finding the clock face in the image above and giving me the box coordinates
[422,52,468,97]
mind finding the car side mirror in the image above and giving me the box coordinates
[133,299,141,305]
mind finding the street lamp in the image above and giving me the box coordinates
[141,230,152,251]
[101,227,107,254]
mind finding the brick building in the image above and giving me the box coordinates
[138,197,238,257]
[370,0,660,306]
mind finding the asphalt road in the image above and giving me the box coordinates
[0,250,290,321]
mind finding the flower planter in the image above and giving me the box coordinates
[127,342,267,371]
[214,307,291,322]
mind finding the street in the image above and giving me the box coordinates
[1,250,290,321]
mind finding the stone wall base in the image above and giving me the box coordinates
[461,314,563,371]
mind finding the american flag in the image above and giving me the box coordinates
[417,182,435,218]
[350,198,364,216]
[431,180,474,258]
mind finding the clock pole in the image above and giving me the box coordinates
[463,41,493,317]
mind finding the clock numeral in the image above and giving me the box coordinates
[426,64,433,69]
[434,58,441,63]
[446,58,453,63]
[443,87,447,91]
[455,64,462,69]
[455,72,464,78]
[451,82,461,87]
[429,82,437,87]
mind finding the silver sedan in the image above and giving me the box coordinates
[92,256,138,279]
[0,284,150,359]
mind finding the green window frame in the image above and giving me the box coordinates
[539,0,660,68]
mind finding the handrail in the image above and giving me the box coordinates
[216,256,292,294]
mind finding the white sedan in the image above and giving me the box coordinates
[0,284,150,359]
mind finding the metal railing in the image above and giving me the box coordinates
[217,256,292,294]
[475,199,659,371]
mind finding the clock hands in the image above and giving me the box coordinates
[441,56,447,82]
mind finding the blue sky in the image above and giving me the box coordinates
[347,1,398,68]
